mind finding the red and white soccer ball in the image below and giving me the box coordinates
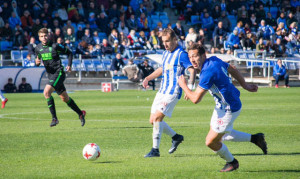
[82,143,101,161]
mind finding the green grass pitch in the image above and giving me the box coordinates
[0,87,300,178]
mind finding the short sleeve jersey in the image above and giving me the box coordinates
[159,46,192,99]
[198,56,241,112]
[35,42,69,74]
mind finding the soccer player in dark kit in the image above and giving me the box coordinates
[35,28,86,127]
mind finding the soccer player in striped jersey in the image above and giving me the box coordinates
[178,43,267,172]
[143,28,196,157]
[35,28,86,127]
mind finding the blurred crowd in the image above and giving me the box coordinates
[0,0,300,60]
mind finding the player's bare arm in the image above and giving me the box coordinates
[142,67,163,88]
[178,75,207,104]
[228,64,258,92]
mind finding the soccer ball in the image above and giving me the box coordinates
[82,143,101,161]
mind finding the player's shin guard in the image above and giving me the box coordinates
[215,143,234,162]
[222,129,251,142]
[153,121,164,149]
[161,121,176,137]
[66,97,82,116]
[47,96,57,119]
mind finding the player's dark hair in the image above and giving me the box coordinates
[162,28,177,40]
[188,43,206,56]
[38,28,48,35]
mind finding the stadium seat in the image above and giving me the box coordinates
[11,50,22,63]
[62,59,69,70]
[72,59,83,71]
[191,15,201,26]
[264,7,270,13]
[156,49,164,54]
[270,7,278,18]
[237,53,247,59]
[102,59,112,70]
[93,59,106,71]
[82,59,96,72]
[21,50,28,59]
[0,41,13,51]
[146,50,156,54]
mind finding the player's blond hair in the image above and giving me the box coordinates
[38,28,48,35]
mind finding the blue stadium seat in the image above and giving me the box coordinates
[62,59,68,70]
[146,50,156,54]
[11,50,22,63]
[0,41,13,51]
[270,7,278,18]
[191,15,201,26]
[82,59,96,72]
[93,59,106,71]
[264,7,270,13]
[156,49,164,54]
[72,59,83,71]
[102,59,112,70]
[21,50,28,59]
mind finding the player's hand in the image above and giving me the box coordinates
[184,94,189,101]
[142,78,149,89]
[66,66,71,72]
[178,75,187,88]
[244,84,258,92]
[35,57,41,66]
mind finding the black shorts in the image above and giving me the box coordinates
[47,69,66,95]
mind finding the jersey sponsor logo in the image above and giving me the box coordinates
[41,52,53,60]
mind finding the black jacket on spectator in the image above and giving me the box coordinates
[110,57,125,71]
[272,44,286,57]
[127,19,138,31]
[101,44,114,55]
[4,83,17,93]
[138,63,154,79]
[82,35,95,45]
[96,16,109,33]
[18,83,32,93]
[213,26,227,37]
[27,43,36,55]
[173,26,185,38]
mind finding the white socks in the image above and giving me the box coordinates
[153,121,164,149]
[162,121,176,137]
[215,143,234,162]
[0,91,5,101]
[222,129,251,142]
[152,121,176,149]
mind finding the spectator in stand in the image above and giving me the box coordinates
[276,22,288,39]
[244,33,256,50]
[184,1,193,24]
[0,22,13,41]
[56,37,64,45]
[266,12,277,30]
[137,13,150,32]
[57,6,68,24]
[238,12,250,27]
[101,39,114,59]
[97,12,109,33]
[42,20,49,29]
[77,2,88,20]
[212,5,222,22]
[256,38,266,57]
[88,12,98,30]
[20,10,33,31]
[287,12,298,28]
[51,20,61,32]
[226,29,241,54]
[173,21,185,41]
[237,5,248,20]
[62,20,75,35]
[273,59,289,88]
[257,20,275,43]
[201,12,214,37]
[82,29,95,46]
[272,38,287,57]
[111,53,125,75]
[127,29,141,49]
[249,13,259,31]
[27,37,36,58]
[122,58,142,82]
[119,32,129,44]
[244,23,252,34]
[108,3,120,23]
[227,0,238,15]
[285,22,299,54]
[13,24,25,50]
[256,5,266,22]
[76,41,89,56]
[8,12,22,30]
[1,2,12,21]
[4,78,17,93]
[67,3,79,22]
[0,17,4,28]
[118,22,129,36]
[185,28,197,49]
[18,78,32,93]
[153,0,164,12]
[92,31,101,45]
[125,6,135,19]
[32,1,42,19]
[148,30,160,50]
[11,0,21,18]
[52,11,63,28]
[277,12,287,29]
[64,28,76,46]
[121,40,134,59]
[139,31,148,49]
[213,21,227,49]
[143,0,154,15]
[127,14,138,31]
[106,22,116,37]
[108,29,120,47]
[76,25,85,41]
[218,11,231,32]
[53,28,64,44]
[136,3,148,17]
[196,29,206,45]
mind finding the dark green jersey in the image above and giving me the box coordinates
[35,42,73,74]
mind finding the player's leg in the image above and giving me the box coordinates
[58,90,85,127]
[0,90,8,108]
[44,84,58,127]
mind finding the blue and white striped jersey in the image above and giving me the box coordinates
[158,46,192,98]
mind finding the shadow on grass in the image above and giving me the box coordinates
[94,161,122,164]
[234,152,300,156]
[246,170,300,173]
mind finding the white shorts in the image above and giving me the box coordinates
[210,107,241,134]
[151,92,179,118]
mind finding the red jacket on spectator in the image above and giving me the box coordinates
[20,15,33,29]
